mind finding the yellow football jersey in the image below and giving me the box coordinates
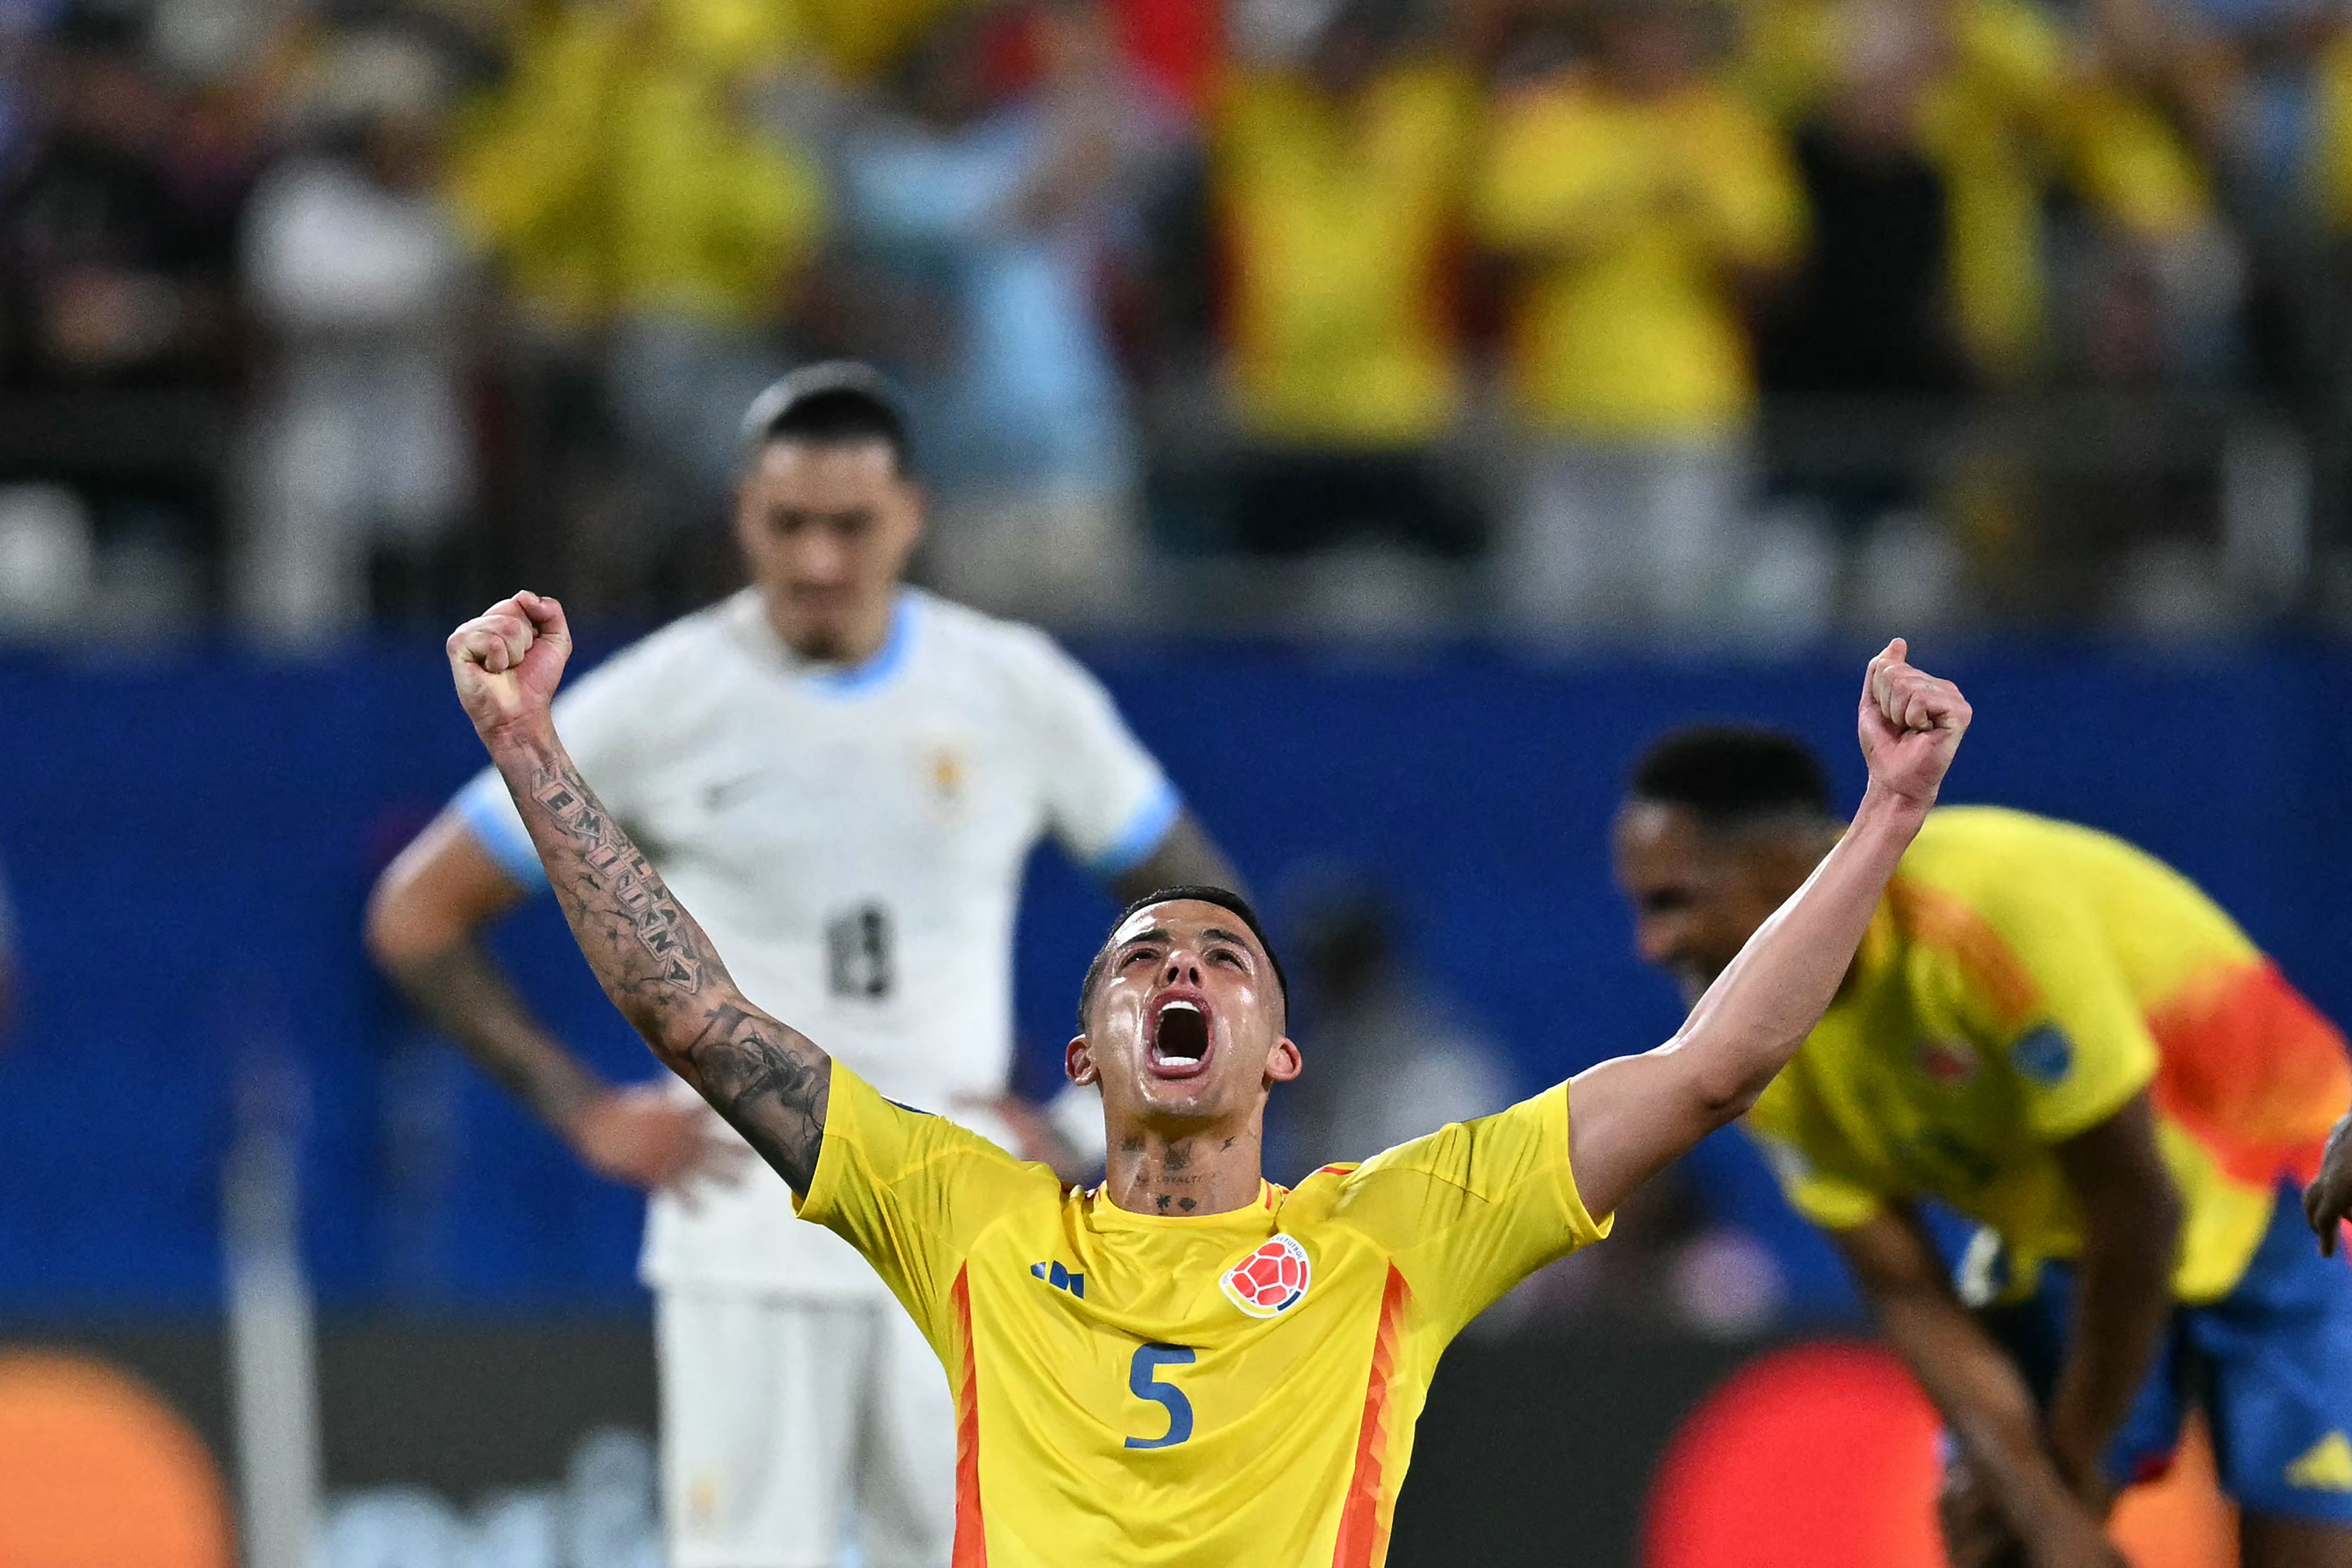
[797,1063,1611,1567]
[1747,807,2349,1303]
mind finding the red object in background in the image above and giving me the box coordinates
[1644,1342,1946,1568]
[975,5,1043,95]
[1645,1342,2240,1568]
[977,0,1217,112]
[1111,0,1218,109]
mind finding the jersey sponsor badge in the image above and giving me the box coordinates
[1221,1234,1312,1318]
[918,742,969,824]
[1917,1037,1978,1088]
[2011,1025,2075,1086]
[928,746,963,797]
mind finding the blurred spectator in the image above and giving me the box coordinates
[1755,0,1967,401]
[446,0,824,553]
[1474,0,1803,636]
[0,10,252,609]
[1210,0,1480,558]
[238,30,474,640]
[800,0,980,83]
[0,0,2331,637]
[1749,0,1969,559]
[838,0,1162,619]
[0,18,241,392]
[1271,881,1510,1181]
[1745,0,2226,387]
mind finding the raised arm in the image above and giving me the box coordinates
[445,592,833,1192]
[1567,640,1971,1220]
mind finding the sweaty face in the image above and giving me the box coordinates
[1071,901,1299,1134]
[732,439,923,662]
[1612,802,1817,1007]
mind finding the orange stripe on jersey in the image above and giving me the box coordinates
[1886,879,2041,1030]
[2149,960,2351,1187]
[951,1267,987,1568]
[1331,1265,1412,1568]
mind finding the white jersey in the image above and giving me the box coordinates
[453,587,1177,1297]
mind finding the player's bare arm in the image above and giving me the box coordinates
[367,770,742,1194]
[446,591,835,1193]
[1566,640,1970,1219]
[2041,1095,2182,1507]
[1836,1209,2126,1568]
[2307,1110,2352,1255]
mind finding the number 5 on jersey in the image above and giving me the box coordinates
[1125,1343,1194,1450]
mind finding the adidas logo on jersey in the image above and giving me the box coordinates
[1221,1234,1312,1318]
[1030,1261,1085,1299]
[2288,1432,2352,1492]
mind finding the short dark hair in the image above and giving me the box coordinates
[1077,886,1288,1032]
[739,361,914,476]
[1629,725,1836,828]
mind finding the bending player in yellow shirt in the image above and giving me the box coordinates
[1615,730,2352,1568]
[440,589,1968,1568]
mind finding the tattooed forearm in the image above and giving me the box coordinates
[530,768,706,995]
[684,1003,831,1190]
[491,734,832,1190]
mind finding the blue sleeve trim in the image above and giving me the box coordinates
[1089,778,1182,881]
[455,776,548,890]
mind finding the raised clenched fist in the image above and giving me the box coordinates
[447,590,573,743]
[1858,638,1971,809]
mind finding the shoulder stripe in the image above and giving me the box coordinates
[1886,878,2041,1030]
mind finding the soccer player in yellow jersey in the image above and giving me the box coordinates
[1614,727,2352,1568]
[439,589,1970,1568]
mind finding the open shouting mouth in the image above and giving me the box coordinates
[1147,992,1214,1079]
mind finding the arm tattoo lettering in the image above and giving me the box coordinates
[532,773,705,993]
[500,744,830,1189]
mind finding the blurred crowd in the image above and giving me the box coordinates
[3,0,2351,641]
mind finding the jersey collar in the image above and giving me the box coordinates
[745,589,921,700]
[810,590,918,698]
[1081,1180,1283,1231]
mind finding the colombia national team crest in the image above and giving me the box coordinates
[1221,1234,1312,1318]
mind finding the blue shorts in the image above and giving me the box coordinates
[1979,1184,2352,1525]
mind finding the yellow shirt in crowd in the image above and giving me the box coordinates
[446,0,826,330]
[1212,62,1476,447]
[1749,808,2349,1304]
[1742,0,2209,379]
[1473,74,1803,441]
[797,1062,1610,1567]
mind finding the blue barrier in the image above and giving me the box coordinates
[3,636,2346,1313]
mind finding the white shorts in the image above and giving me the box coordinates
[656,1291,955,1568]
